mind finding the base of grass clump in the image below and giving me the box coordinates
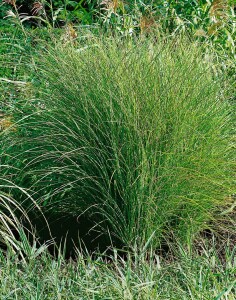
[1,33,234,253]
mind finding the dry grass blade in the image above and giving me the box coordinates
[2,0,16,5]
[31,2,44,16]
[210,0,229,20]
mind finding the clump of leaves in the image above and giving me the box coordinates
[1,35,234,252]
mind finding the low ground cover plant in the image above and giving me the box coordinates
[0,237,235,299]
[1,34,234,253]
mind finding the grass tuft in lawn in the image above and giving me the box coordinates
[1,34,234,252]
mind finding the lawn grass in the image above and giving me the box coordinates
[0,236,235,299]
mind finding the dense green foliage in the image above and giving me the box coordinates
[1,36,234,251]
[0,2,235,298]
[1,1,235,82]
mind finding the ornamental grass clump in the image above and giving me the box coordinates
[2,35,234,251]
